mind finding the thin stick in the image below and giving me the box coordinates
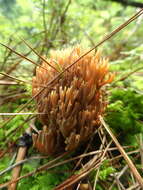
[20,37,59,72]
[8,127,31,190]
[113,66,143,83]
[0,43,54,74]
[0,72,31,85]
[8,147,27,190]
[0,81,17,85]
[93,167,100,190]
[99,116,143,188]
[0,72,47,88]
[0,113,46,116]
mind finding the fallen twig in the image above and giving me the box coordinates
[8,127,32,190]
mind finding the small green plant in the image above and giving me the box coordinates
[90,160,116,190]
[99,160,116,180]
[106,87,143,145]
[18,161,72,190]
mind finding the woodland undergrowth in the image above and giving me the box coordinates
[0,0,143,190]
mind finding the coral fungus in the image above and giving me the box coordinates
[32,45,114,155]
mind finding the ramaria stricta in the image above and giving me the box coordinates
[32,45,114,155]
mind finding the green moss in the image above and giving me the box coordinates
[106,88,143,144]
